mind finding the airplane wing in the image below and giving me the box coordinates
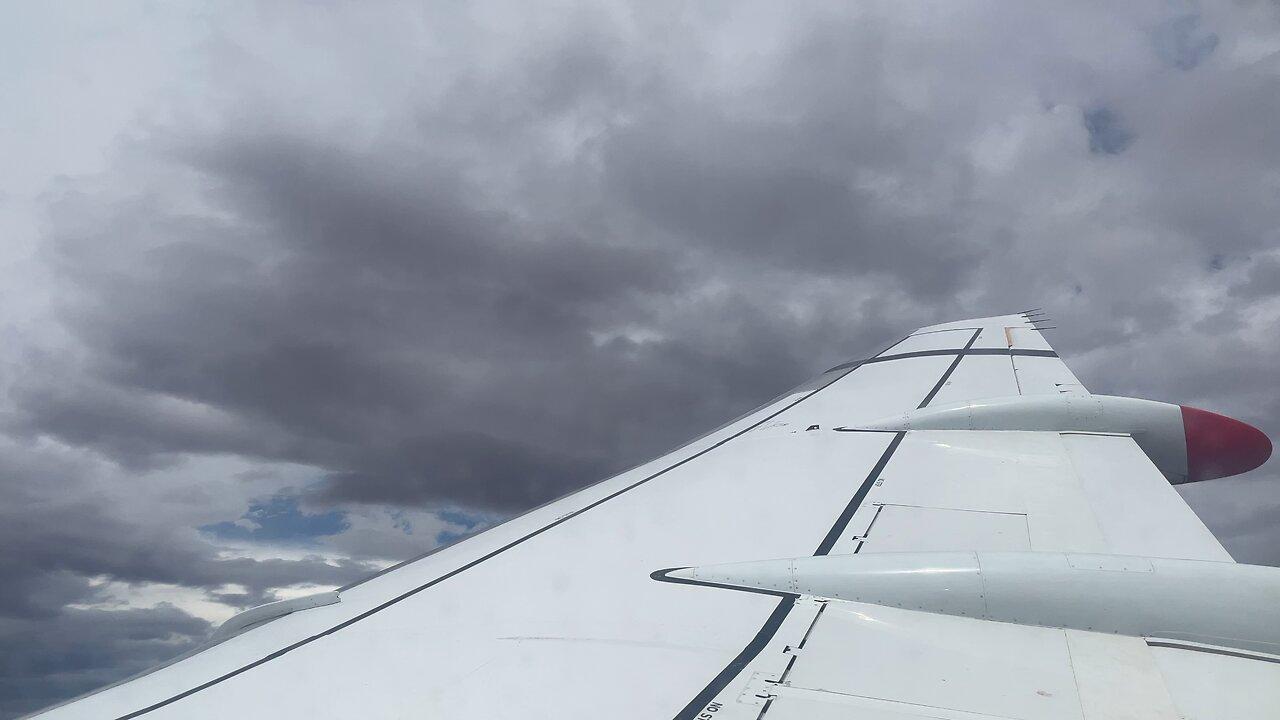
[29,313,1277,720]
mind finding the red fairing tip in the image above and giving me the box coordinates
[1181,405,1273,482]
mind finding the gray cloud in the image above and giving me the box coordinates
[1083,106,1136,155]
[1230,255,1280,299]
[0,605,209,719]
[1153,13,1219,71]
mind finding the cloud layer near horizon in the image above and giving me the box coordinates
[2,2,1279,716]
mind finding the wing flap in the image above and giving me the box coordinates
[855,430,1230,561]
[1150,643,1280,719]
[764,601,1192,720]
[774,602,1085,720]
[1060,433,1230,561]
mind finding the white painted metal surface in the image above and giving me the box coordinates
[853,394,1191,481]
[1061,433,1229,559]
[668,551,1280,653]
[25,313,1274,720]
[774,602,1085,720]
[1065,631,1181,720]
[1013,353,1087,395]
[855,505,1031,552]
[1150,643,1280,719]
[208,591,340,643]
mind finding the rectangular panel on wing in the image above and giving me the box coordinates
[998,325,1088,395]
[1065,631,1181,720]
[850,430,1110,554]
[1006,326,1054,351]
[887,328,984,354]
[1013,354,1087,395]
[925,355,1021,407]
[859,505,1031,553]
[1060,434,1231,561]
[798,355,958,427]
[1150,645,1280,719]
[770,602,1084,720]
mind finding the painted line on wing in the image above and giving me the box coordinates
[650,568,796,600]
[1146,640,1280,665]
[916,333,981,409]
[825,347,1056,374]
[668,329,981,720]
[657,433,907,719]
[906,326,984,337]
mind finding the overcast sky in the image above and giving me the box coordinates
[2,2,1279,716]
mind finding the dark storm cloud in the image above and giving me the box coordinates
[318,430,613,507]
[11,0,1280,536]
[597,62,983,293]
[20,137,693,507]
[0,605,209,719]
[16,64,927,509]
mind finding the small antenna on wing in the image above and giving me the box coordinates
[1021,306,1056,330]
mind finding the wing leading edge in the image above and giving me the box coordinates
[29,313,1275,720]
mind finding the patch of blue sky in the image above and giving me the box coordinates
[201,494,349,543]
[434,507,502,547]
[389,509,414,535]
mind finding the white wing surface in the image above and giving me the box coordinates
[30,313,1277,720]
